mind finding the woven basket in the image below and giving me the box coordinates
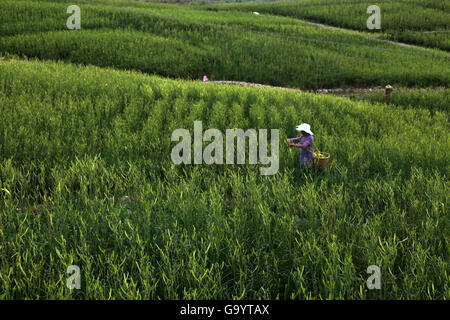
[314,152,330,169]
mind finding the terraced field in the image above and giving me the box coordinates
[0,0,448,89]
[201,0,450,50]
[0,0,448,300]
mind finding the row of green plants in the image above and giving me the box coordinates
[0,0,448,89]
[347,87,449,114]
[200,0,450,50]
[0,58,448,299]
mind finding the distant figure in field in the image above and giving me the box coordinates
[384,84,393,101]
[287,123,314,169]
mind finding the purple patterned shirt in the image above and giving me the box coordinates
[288,134,314,168]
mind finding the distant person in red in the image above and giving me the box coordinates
[287,123,314,169]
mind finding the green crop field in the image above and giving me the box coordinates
[0,0,448,301]
[201,0,450,51]
[344,86,449,114]
[0,0,449,89]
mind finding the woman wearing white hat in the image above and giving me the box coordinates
[287,123,314,168]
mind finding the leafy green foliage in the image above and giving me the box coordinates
[0,58,448,299]
[201,0,450,50]
[0,0,448,89]
[349,87,449,114]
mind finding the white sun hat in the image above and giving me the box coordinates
[296,123,314,135]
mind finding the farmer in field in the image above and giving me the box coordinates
[287,123,314,169]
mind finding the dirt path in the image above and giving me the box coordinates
[208,80,446,95]
[423,30,449,34]
[292,17,425,49]
[209,80,388,94]
[209,80,303,92]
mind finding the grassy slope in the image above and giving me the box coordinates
[0,58,448,299]
[346,87,449,113]
[0,0,448,89]
[198,0,450,51]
